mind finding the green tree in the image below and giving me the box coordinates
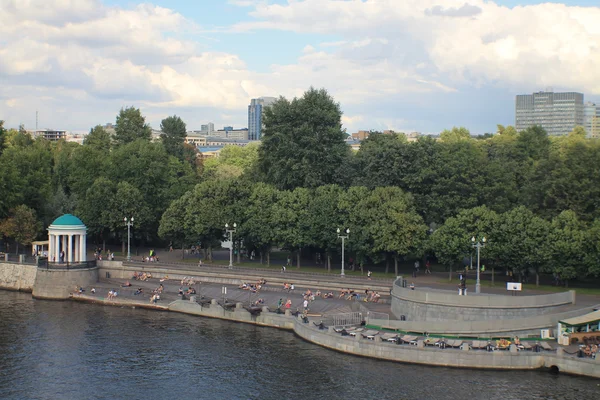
[305,184,345,271]
[113,106,152,145]
[548,210,587,286]
[160,115,187,160]
[241,183,281,265]
[0,120,6,155]
[368,187,427,275]
[430,206,499,280]
[0,205,41,254]
[159,192,194,259]
[76,177,116,249]
[84,125,112,151]
[492,206,551,285]
[272,187,312,268]
[440,127,471,142]
[108,182,151,254]
[258,88,351,189]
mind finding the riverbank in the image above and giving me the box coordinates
[68,292,600,379]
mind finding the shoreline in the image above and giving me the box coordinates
[66,293,600,379]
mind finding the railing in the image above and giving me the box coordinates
[330,312,364,327]
[366,311,390,326]
[37,258,97,270]
[0,253,37,265]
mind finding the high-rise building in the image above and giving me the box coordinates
[584,102,600,138]
[248,96,277,140]
[200,123,214,135]
[515,91,584,136]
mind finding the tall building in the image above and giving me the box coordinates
[584,102,600,138]
[248,96,277,140]
[200,123,214,135]
[515,91,584,136]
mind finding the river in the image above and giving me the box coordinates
[0,291,597,400]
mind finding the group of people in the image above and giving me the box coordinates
[107,289,118,300]
[283,282,295,292]
[94,248,115,261]
[142,250,159,262]
[239,278,266,293]
[180,276,197,286]
[582,344,598,358]
[132,272,152,281]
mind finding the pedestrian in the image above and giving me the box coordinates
[367,270,372,280]
[425,260,431,274]
[303,299,309,311]
[281,265,286,273]
[286,256,291,266]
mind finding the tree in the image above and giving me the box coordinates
[367,187,427,275]
[160,115,187,160]
[492,206,551,285]
[0,120,6,155]
[241,183,281,265]
[0,205,41,254]
[430,206,499,280]
[272,187,312,268]
[548,210,587,286]
[305,184,345,271]
[84,125,112,151]
[159,192,194,259]
[202,144,259,181]
[257,88,351,190]
[440,127,471,143]
[76,177,116,249]
[351,133,410,189]
[113,106,152,145]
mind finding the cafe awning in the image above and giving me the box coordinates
[559,310,600,327]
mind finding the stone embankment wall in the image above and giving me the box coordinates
[32,267,99,300]
[0,263,37,292]
[391,278,576,322]
[60,295,600,379]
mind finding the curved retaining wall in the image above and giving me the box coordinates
[0,263,37,292]
[63,296,600,378]
[391,278,576,322]
[32,267,99,300]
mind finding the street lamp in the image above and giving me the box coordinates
[337,228,350,277]
[124,217,134,262]
[225,223,237,269]
[471,236,486,294]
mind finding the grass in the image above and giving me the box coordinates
[439,278,600,296]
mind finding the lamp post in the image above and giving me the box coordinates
[124,217,134,262]
[225,223,237,269]
[337,228,350,277]
[471,236,486,294]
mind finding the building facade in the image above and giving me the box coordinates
[584,102,600,138]
[248,96,277,140]
[32,129,67,141]
[515,91,584,136]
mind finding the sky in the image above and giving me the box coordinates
[1,0,599,135]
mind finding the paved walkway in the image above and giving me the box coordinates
[81,276,390,318]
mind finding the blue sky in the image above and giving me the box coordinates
[1,0,599,135]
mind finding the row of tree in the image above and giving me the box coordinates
[1,88,599,284]
[157,179,600,285]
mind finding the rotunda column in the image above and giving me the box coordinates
[68,234,73,263]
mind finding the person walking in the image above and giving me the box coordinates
[425,260,431,274]
[367,270,372,280]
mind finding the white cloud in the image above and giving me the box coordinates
[236,0,600,94]
[2,0,600,135]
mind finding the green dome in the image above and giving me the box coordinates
[51,214,85,226]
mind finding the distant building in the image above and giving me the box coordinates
[65,133,85,145]
[515,91,585,136]
[351,131,370,141]
[584,102,600,138]
[32,129,67,141]
[200,123,215,135]
[248,96,277,140]
[212,127,249,140]
[102,123,116,135]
